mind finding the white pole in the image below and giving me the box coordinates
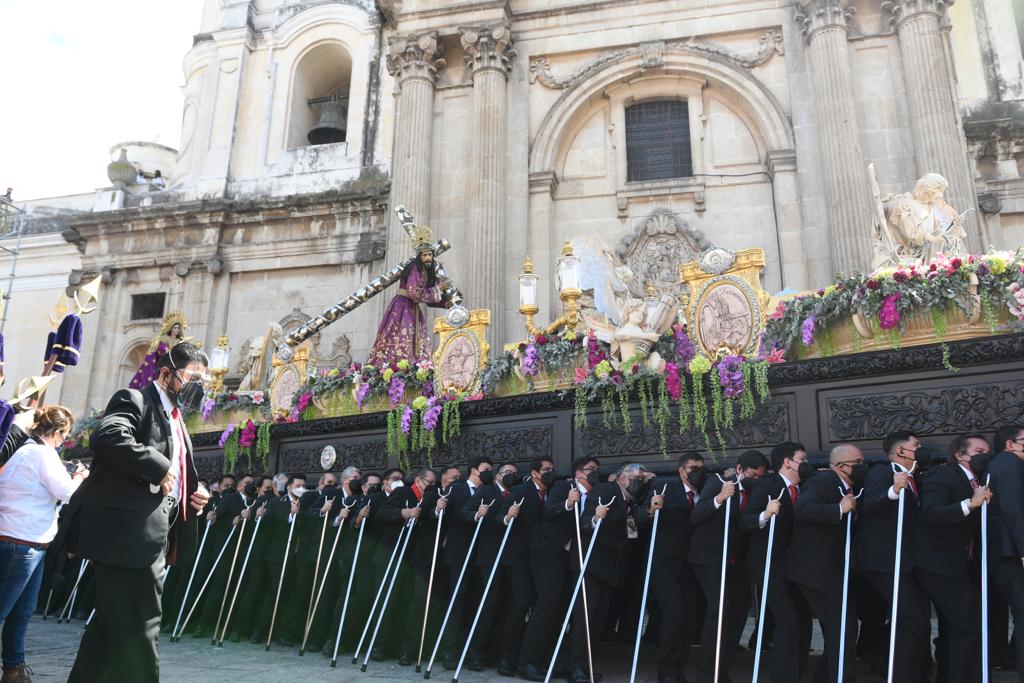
[751,490,785,682]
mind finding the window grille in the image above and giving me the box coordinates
[130,293,165,320]
[625,100,693,182]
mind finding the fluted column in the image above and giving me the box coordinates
[796,0,874,276]
[384,32,445,263]
[885,0,981,246]
[461,24,514,346]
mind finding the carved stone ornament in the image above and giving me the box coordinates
[795,0,855,39]
[881,0,952,27]
[320,445,337,471]
[699,247,737,275]
[529,30,785,90]
[616,208,710,296]
[460,23,515,76]
[386,31,446,83]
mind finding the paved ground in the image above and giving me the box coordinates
[22,614,1020,682]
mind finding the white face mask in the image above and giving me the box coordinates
[389,480,404,491]
[290,486,307,498]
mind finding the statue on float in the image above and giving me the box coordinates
[128,311,191,390]
[870,165,970,270]
[365,223,455,367]
[237,322,283,391]
[587,296,678,371]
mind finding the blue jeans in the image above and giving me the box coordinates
[0,541,46,669]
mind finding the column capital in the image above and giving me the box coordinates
[882,0,952,28]
[459,23,515,78]
[795,0,855,42]
[386,31,446,84]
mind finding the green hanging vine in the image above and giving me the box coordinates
[618,387,633,433]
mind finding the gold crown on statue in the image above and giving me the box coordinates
[405,223,435,254]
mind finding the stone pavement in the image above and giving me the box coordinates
[21,614,1019,682]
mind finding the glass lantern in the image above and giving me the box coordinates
[519,257,539,310]
[556,241,580,292]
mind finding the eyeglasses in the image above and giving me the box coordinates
[836,460,864,468]
[386,476,403,482]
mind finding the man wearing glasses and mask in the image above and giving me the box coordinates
[64,342,211,683]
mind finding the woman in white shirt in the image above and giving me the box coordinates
[0,406,86,681]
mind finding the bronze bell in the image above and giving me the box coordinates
[307,98,347,145]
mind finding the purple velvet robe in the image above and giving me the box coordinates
[366,264,445,367]
[128,341,168,390]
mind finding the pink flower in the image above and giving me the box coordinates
[879,293,902,330]
[664,363,681,401]
[574,367,588,384]
[761,348,786,364]
[769,302,787,320]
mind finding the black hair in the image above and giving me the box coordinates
[383,468,405,481]
[364,472,382,482]
[400,255,437,288]
[946,433,989,465]
[678,451,704,468]
[571,456,599,473]
[286,474,306,486]
[737,449,770,471]
[415,468,437,481]
[769,442,806,471]
[469,456,494,473]
[530,456,555,473]
[221,473,237,482]
[882,431,916,456]
[158,341,209,373]
[995,425,1024,453]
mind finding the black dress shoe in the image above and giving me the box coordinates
[370,648,384,662]
[277,635,295,647]
[399,653,411,666]
[497,659,516,676]
[442,653,458,671]
[466,653,485,672]
[518,663,547,681]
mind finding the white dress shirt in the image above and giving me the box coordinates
[759,473,795,528]
[153,382,184,502]
[958,464,978,517]
[0,441,82,543]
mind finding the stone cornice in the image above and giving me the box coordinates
[881,0,952,28]
[460,23,515,78]
[795,0,855,42]
[385,31,446,84]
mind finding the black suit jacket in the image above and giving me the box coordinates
[577,482,636,586]
[459,484,507,568]
[787,470,850,591]
[986,451,1024,560]
[689,476,750,568]
[59,384,199,569]
[917,463,980,577]
[442,480,477,568]
[854,461,919,575]
[641,479,695,584]
[496,482,546,568]
[742,473,797,585]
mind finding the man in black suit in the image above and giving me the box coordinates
[741,441,814,683]
[494,457,556,677]
[854,430,930,682]
[986,424,1024,682]
[66,343,210,683]
[789,444,864,683]
[569,463,652,683]
[641,452,706,683]
[916,433,991,682]
[690,449,768,683]
[439,456,493,669]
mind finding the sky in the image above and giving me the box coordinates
[0,0,206,201]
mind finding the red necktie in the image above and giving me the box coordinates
[687,491,695,509]
[740,489,749,513]
[970,478,979,491]
[539,488,546,503]
[788,484,798,507]
[502,490,509,499]
[170,407,187,520]
[907,474,919,499]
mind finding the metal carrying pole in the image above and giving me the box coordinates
[172,518,212,641]
[301,499,356,655]
[174,524,238,640]
[330,512,368,667]
[630,485,667,683]
[217,513,264,646]
[265,507,297,650]
[886,462,915,683]
[751,490,786,683]
[714,477,733,683]
[362,513,420,671]
[417,490,450,672]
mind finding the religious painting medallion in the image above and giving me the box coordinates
[320,445,337,471]
[433,309,491,395]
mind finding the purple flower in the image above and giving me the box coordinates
[977,262,991,276]
[717,355,745,398]
[296,392,312,412]
[201,398,215,422]
[523,344,540,377]
[356,382,371,409]
[801,315,816,347]
[218,423,236,448]
[664,363,681,401]
[401,405,414,434]
[674,326,696,366]
[421,381,434,399]
[388,375,406,407]
[587,331,607,369]
[879,293,902,330]
[422,399,442,431]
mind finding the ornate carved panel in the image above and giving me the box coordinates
[418,425,554,468]
[617,208,709,296]
[278,438,388,474]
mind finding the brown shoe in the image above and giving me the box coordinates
[1,663,33,683]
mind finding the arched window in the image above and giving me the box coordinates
[288,42,353,149]
[625,100,693,182]
[118,343,150,389]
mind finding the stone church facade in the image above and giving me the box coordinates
[6,0,1023,417]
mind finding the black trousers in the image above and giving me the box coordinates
[860,569,931,683]
[649,564,700,677]
[69,559,165,683]
[198,532,243,629]
[692,562,749,683]
[440,558,481,659]
[799,582,857,683]
[519,556,567,668]
[753,578,812,683]
[571,572,612,671]
[993,557,1024,683]
[915,567,982,682]
[468,564,513,657]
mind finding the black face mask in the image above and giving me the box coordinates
[243,482,257,497]
[364,483,382,495]
[540,471,556,489]
[968,453,990,478]
[165,369,206,414]
[323,484,339,499]
[626,477,650,501]
[478,470,494,486]
[849,463,869,487]
[688,468,707,493]
[585,471,601,487]
[797,461,816,482]
[348,478,363,496]
[222,484,236,494]
[500,472,518,490]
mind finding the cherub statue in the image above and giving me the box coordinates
[587,296,677,371]
[238,322,283,391]
[870,168,970,270]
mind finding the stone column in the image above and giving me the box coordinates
[886,0,981,245]
[384,32,445,264]
[461,24,514,346]
[766,150,810,290]
[796,0,874,275]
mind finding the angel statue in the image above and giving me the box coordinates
[128,312,190,390]
[365,223,453,367]
[588,296,678,371]
[870,166,970,271]
[238,322,283,391]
